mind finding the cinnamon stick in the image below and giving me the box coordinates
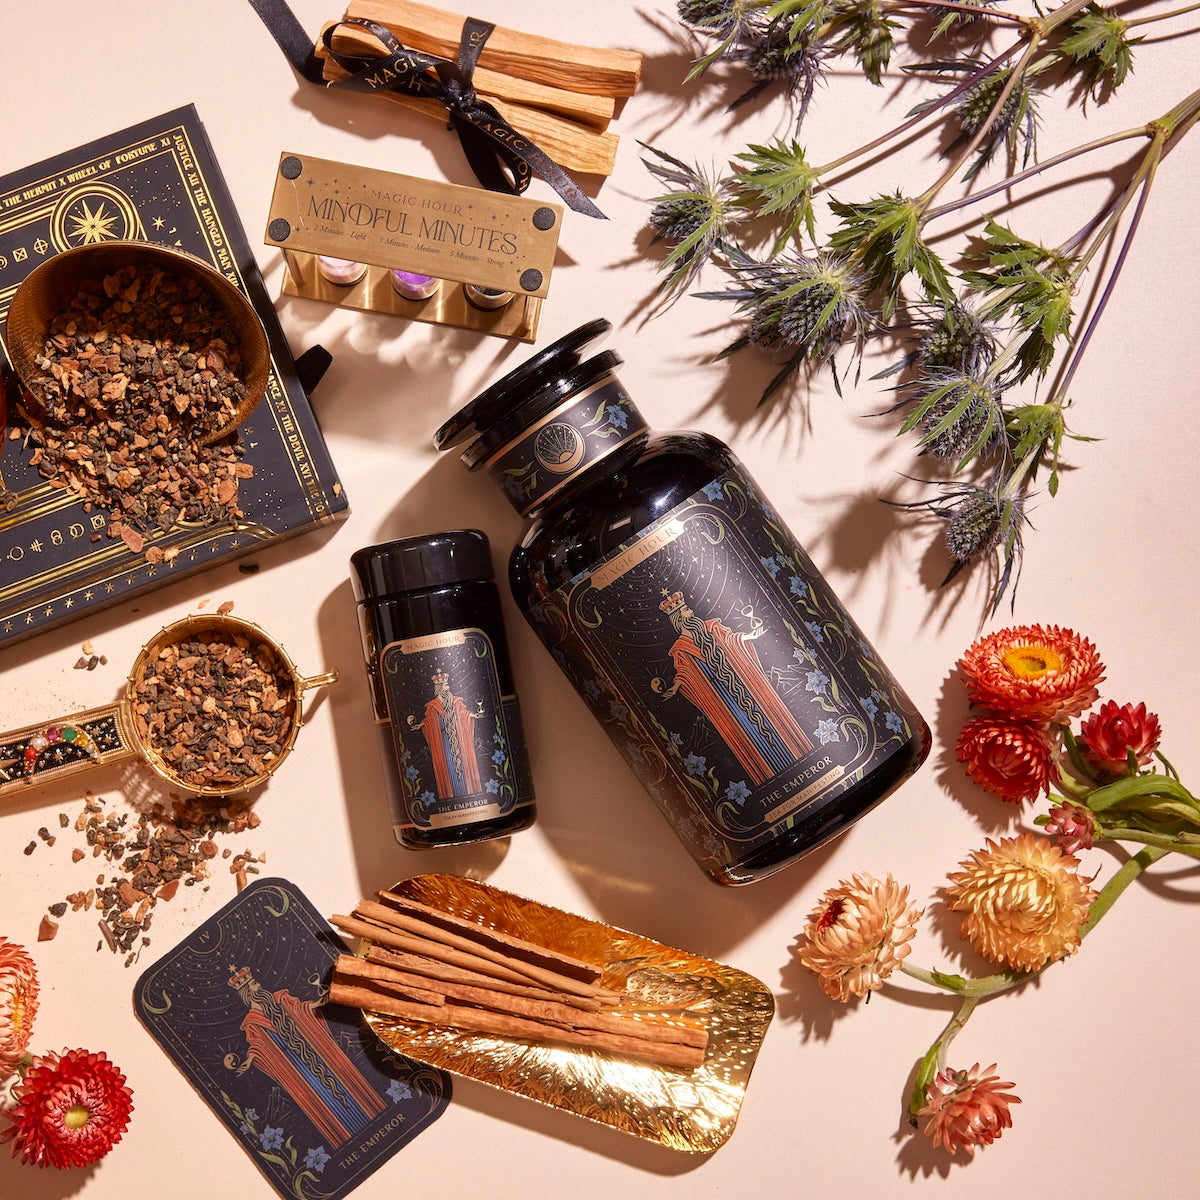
[318,22,616,130]
[374,890,601,983]
[330,913,546,987]
[353,899,602,998]
[364,945,615,1010]
[340,0,643,97]
[328,977,707,1070]
[336,953,708,1049]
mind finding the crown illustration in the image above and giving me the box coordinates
[659,589,686,615]
[229,965,253,989]
[431,669,449,684]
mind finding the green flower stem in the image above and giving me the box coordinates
[908,993,979,1117]
[1096,827,1200,857]
[1066,137,1161,288]
[901,961,1032,998]
[1080,845,1169,934]
[1086,771,1199,815]
[900,842,1170,1001]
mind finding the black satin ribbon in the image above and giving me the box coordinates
[247,0,604,219]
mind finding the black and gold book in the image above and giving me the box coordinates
[0,105,348,646]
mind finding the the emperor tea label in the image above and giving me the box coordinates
[528,466,922,875]
[380,627,532,832]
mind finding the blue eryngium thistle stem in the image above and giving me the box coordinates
[1048,87,1200,399]
[814,47,1022,183]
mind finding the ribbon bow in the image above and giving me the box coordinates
[247,0,604,218]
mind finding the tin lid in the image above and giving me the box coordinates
[350,529,494,602]
[433,318,613,453]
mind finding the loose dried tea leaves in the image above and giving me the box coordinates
[17,263,254,553]
[40,791,265,966]
[131,631,293,789]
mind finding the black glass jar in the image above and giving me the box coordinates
[350,530,536,849]
[435,321,929,884]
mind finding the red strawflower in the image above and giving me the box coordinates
[1,1048,133,1169]
[959,624,1104,722]
[956,715,1059,803]
[0,937,39,1080]
[920,1062,1021,1156]
[1078,700,1161,776]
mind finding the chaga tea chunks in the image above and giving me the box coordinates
[132,633,292,789]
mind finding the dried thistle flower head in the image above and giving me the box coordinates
[919,304,998,375]
[713,248,873,400]
[950,64,1039,177]
[906,369,1004,462]
[643,144,741,292]
[943,485,1006,564]
[795,872,922,1001]
[945,833,1097,972]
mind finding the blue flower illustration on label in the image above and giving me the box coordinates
[528,465,923,874]
[380,627,533,833]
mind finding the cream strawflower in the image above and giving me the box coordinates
[795,873,923,1001]
[945,834,1096,973]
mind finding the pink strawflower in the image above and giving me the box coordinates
[919,1062,1021,1156]
[1042,801,1095,855]
[0,937,39,1080]
[1,1048,133,1169]
[795,873,923,1001]
[1078,700,1161,776]
[956,715,1059,804]
[959,624,1104,723]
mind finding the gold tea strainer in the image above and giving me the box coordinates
[0,614,338,801]
[4,240,271,445]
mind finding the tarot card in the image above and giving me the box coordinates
[134,877,451,1198]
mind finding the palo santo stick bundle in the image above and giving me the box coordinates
[318,21,616,130]
[315,1,640,176]
[342,0,643,97]
[330,892,710,1071]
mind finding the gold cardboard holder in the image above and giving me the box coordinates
[264,152,562,342]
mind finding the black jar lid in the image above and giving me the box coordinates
[350,529,494,602]
[433,318,614,456]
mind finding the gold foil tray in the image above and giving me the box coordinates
[360,874,774,1153]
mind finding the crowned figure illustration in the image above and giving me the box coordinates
[224,966,384,1146]
[408,667,486,798]
[651,589,813,784]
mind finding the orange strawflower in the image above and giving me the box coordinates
[956,715,1059,803]
[945,834,1096,972]
[795,873,922,1001]
[0,937,39,1080]
[959,624,1103,722]
[920,1062,1020,1156]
